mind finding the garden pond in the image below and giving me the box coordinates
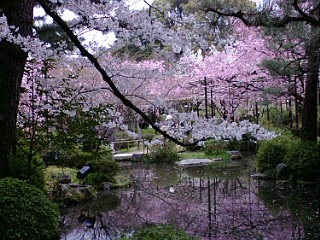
[60,155,319,239]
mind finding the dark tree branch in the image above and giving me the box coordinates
[36,0,196,146]
[202,2,319,27]
[292,0,318,24]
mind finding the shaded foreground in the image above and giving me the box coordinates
[60,157,319,239]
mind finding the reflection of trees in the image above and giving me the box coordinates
[59,192,123,239]
[60,164,319,239]
[257,181,320,240]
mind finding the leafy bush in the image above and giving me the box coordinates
[0,178,59,240]
[141,127,158,135]
[57,148,94,168]
[204,140,229,156]
[122,225,197,240]
[8,149,45,190]
[141,128,157,142]
[284,140,319,181]
[87,159,120,186]
[257,140,287,172]
[61,146,113,169]
[227,139,241,151]
[204,136,256,153]
[149,141,180,164]
[142,133,156,142]
[257,134,319,182]
[257,134,297,172]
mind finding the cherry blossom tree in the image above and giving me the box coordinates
[175,22,282,121]
[202,0,319,141]
[0,0,284,177]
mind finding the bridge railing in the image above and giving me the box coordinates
[112,139,149,153]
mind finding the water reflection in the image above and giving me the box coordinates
[60,160,319,240]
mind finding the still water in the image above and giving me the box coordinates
[60,157,319,239]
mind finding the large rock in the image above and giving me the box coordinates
[114,152,145,161]
[176,158,222,167]
[53,183,97,205]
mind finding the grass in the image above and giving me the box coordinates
[180,151,207,159]
[207,150,231,161]
[119,145,139,153]
[180,150,230,161]
[45,165,132,190]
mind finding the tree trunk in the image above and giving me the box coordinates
[302,21,319,142]
[0,0,34,178]
[204,77,208,119]
[294,77,299,129]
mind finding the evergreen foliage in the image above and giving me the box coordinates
[87,158,120,186]
[257,134,296,172]
[257,134,319,181]
[0,177,59,240]
[284,140,319,181]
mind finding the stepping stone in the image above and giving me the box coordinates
[176,158,214,167]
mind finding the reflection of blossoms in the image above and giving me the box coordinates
[61,164,317,240]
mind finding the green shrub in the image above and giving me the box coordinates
[122,225,197,240]
[60,148,94,168]
[149,141,180,164]
[257,141,286,172]
[87,159,120,186]
[257,132,319,182]
[141,128,157,135]
[142,133,156,142]
[284,141,319,181]
[257,134,298,172]
[8,150,45,190]
[204,140,229,156]
[0,178,59,240]
[227,139,241,151]
[61,146,113,169]
[97,146,114,160]
[141,128,158,142]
